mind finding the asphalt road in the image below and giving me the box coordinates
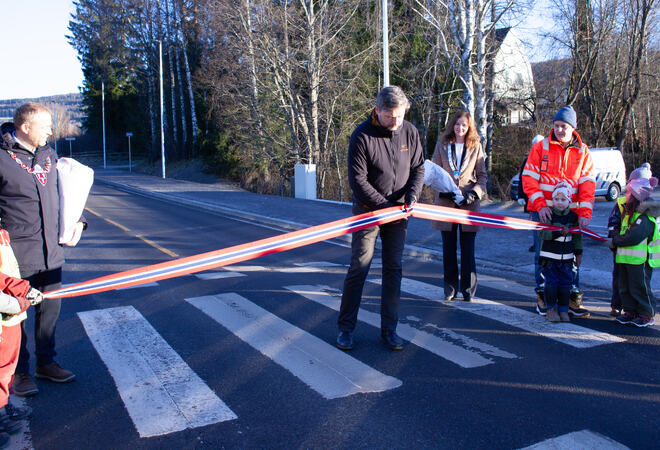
[14,184,660,449]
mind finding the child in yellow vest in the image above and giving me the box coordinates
[609,173,659,327]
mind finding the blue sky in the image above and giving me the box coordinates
[0,0,82,100]
[0,1,554,101]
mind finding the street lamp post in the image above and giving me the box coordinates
[159,41,166,179]
[382,0,389,87]
[102,81,107,169]
[126,132,133,172]
[65,137,76,157]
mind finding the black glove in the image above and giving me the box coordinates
[437,192,456,201]
[461,190,479,206]
[404,193,417,207]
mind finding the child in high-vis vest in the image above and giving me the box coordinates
[609,172,659,327]
[607,163,654,317]
[0,225,43,445]
[538,182,583,322]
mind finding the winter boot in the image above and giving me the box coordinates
[536,290,546,316]
[569,290,590,317]
[546,307,560,323]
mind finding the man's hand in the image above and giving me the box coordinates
[538,206,552,223]
[63,222,85,247]
[575,254,582,267]
[578,216,590,229]
[517,198,526,206]
[560,226,570,236]
[26,288,44,306]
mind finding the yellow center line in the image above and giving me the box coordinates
[85,207,180,258]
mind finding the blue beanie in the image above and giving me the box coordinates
[553,105,577,129]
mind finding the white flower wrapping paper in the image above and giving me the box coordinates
[423,160,464,203]
[57,157,94,244]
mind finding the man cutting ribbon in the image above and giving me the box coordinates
[336,86,425,351]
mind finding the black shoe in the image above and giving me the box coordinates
[0,410,22,435]
[0,431,9,449]
[381,330,404,351]
[4,401,31,421]
[462,296,472,302]
[336,331,353,350]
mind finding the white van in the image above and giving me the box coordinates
[510,147,626,202]
[590,147,627,200]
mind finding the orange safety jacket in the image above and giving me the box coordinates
[522,130,596,219]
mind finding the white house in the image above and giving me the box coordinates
[492,28,535,125]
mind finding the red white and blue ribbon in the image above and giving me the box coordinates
[410,203,561,232]
[43,203,606,299]
[44,206,409,299]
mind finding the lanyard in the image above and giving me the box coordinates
[448,143,462,178]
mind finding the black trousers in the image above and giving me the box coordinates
[16,268,62,374]
[338,217,408,333]
[441,225,477,299]
[618,262,655,317]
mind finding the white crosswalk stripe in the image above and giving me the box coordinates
[78,306,237,438]
[370,277,625,348]
[186,293,402,399]
[194,271,246,280]
[286,285,516,368]
[520,429,631,449]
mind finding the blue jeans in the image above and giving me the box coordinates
[532,211,581,293]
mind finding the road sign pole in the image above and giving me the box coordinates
[65,137,76,158]
[126,132,133,173]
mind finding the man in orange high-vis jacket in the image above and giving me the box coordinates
[522,105,596,317]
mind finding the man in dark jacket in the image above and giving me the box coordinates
[336,86,424,351]
[0,103,86,396]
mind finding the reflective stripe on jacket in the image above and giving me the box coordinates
[616,213,660,266]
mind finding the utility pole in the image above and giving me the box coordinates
[102,81,107,169]
[51,102,58,153]
[382,0,389,87]
[159,41,166,179]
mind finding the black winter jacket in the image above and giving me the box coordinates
[347,110,425,210]
[0,122,63,275]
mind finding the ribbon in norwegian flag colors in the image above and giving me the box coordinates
[410,203,560,231]
[410,203,606,241]
[43,203,606,299]
[44,206,409,299]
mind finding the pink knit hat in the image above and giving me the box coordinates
[628,162,653,181]
[626,163,658,201]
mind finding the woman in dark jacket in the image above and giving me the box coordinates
[431,110,487,301]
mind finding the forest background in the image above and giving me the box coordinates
[60,0,658,201]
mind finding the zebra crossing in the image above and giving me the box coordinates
[76,263,632,440]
